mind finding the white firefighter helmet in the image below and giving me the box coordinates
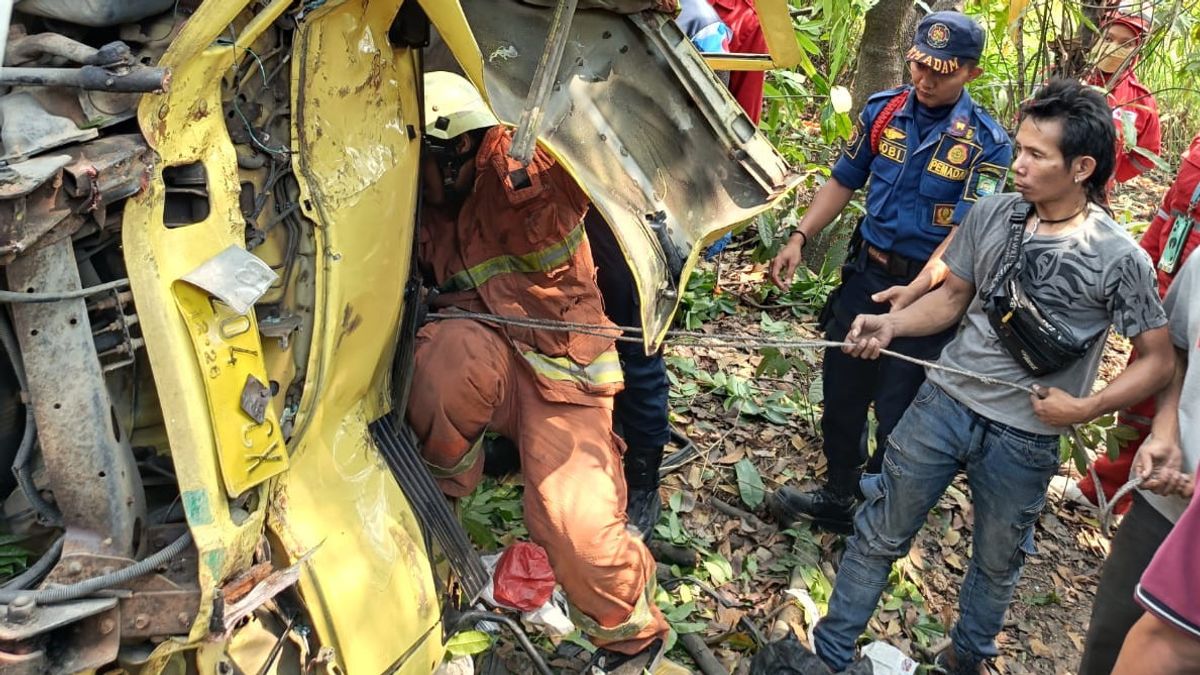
[423,71,499,141]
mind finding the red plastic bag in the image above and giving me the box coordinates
[492,541,556,611]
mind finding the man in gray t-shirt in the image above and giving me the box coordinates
[929,192,1165,435]
[811,80,1175,674]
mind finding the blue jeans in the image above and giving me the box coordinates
[813,382,1061,670]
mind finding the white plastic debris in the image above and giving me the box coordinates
[435,654,475,675]
[521,590,574,637]
[784,587,821,646]
[861,641,917,675]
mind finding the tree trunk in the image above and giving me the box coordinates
[849,0,970,114]
[849,0,918,115]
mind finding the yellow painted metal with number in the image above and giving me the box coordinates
[125,0,448,672]
[172,284,287,495]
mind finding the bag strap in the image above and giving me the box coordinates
[869,89,910,155]
[1189,181,1200,212]
[985,201,1034,299]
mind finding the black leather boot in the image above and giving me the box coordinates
[768,484,856,534]
[623,445,664,541]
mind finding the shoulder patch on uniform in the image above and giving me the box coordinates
[843,123,865,160]
[964,162,1007,203]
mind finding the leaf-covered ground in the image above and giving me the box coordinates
[469,171,1170,674]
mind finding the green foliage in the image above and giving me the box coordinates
[750,267,841,319]
[963,0,1200,158]
[458,480,527,551]
[445,630,493,657]
[1061,414,1140,474]
[734,458,766,508]
[1025,589,1063,607]
[678,268,737,330]
[0,535,31,580]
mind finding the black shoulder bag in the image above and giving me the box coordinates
[982,201,1099,376]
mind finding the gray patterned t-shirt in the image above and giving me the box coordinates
[928,193,1168,436]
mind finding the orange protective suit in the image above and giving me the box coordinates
[406,127,668,653]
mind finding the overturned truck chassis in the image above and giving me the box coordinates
[0,4,217,672]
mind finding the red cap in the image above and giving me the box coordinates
[1104,7,1151,37]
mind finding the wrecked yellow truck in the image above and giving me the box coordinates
[0,0,797,672]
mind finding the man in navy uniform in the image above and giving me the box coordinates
[768,11,1013,532]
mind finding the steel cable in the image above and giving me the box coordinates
[427,309,1153,532]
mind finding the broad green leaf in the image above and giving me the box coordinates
[1131,145,1171,172]
[445,630,492,657]
[703,553,734,586]
[734,458,766,509]
[665,601,696,622]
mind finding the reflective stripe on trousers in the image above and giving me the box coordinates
[520,349,625,388]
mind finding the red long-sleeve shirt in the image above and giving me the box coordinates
[1140,132,1200,295]
[709,0,766,123]
[1090,70,1162,183]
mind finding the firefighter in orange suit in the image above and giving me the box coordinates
[405,72,668,673]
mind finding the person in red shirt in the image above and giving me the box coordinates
[1086,7,1162,184]
[709,0,767,123]
[1058,132,1200,517]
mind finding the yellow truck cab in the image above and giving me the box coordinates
[0,1,797,672]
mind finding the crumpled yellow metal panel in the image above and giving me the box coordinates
[437,0,799,351]
[123,0,292,650]
[273,1,444,673]
[172,282,289,495]
[124,0,443,672]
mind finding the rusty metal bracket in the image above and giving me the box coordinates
[6,238,147,560]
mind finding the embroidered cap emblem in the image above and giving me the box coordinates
[927,23,951,49]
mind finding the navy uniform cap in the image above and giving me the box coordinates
[906,11,985,74]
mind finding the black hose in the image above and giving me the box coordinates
[450,610,554,675]
[0,312,60,525]
[0,278,130,303]
[0,536,64,591]
[0,531,192,605]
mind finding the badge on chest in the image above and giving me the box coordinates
[926,136,980,182]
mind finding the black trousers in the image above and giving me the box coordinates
[819,248,956,493]
[1079,493,1175,675]
[585,212,671,451]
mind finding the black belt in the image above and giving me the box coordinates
[865,245,923,279]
